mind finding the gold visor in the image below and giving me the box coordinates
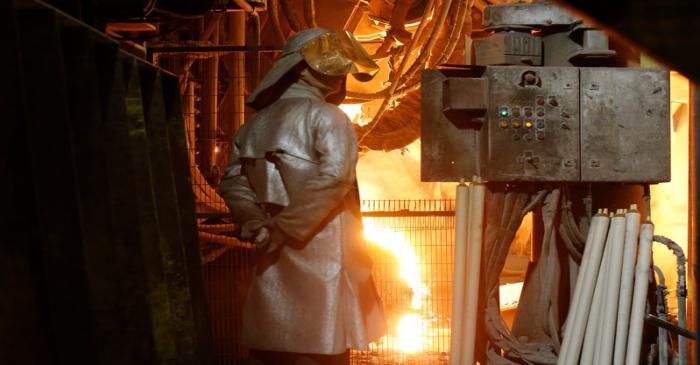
[299,30,379,82]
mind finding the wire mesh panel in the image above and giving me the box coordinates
[164,49,281,365]
[354,200,455,365]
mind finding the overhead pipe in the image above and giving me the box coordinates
[222,11,246,135]
[280,0,303,31]
[268,0,286,43]
[357,0,436,144]
[654,235,688,365]
[343,0,367,31]
[462,176,485,365]
[626,222,655,365]
[303,0,317,28]
[449,179,470,365]
[596,210,627,364]
[232,0,254,13]
[200,15,221,180]
[613,205,641,365]
[580,213,615,365]
[653,265,669,365]
[558,210,610,365]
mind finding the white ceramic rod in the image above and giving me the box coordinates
[461,177,485,365]
[449,181,470,365]
[596,211,627,364]
[625,223,654,365]
[560,211,611,365]
[613,206,640,365]
[581,215,614,365]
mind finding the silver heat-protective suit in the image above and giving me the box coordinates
[219,28,386,355]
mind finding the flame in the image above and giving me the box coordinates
[339,103,365,125]
[363,219,429,352]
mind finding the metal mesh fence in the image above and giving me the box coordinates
[354,200,455,365]
[162,49,280,365]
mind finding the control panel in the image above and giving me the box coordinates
[421,66,670,183]
[485,67,579,181]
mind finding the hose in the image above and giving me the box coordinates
[653,265,669,365]
[303,0,318,28]
[653,235,687,365]
[435,0,473,65]
[395,0,454,88]
[269,0,286,43]
[357,0,439,145]
[280,0,303,31]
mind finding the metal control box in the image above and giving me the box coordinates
[421,66,670,183]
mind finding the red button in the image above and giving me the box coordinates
[536,98,545,105]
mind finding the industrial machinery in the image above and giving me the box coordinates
[420,2,688,364]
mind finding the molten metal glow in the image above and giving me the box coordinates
[363,219,429,352]
[339,103,367,125]
[362,219,524,354]
[363,219,428,310]
[499,282,524,311]
[396,313,425,352]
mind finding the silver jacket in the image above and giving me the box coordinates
[220,82,386,354]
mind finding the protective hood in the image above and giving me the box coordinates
[246,28,378,110]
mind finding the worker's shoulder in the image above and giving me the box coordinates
[304,99,351,124]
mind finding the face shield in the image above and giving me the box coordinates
[299,30,379,82]
[246,29,379,110]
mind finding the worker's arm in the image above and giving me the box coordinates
[219,140,267,229]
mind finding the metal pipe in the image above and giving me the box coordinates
[654,235,688,365]
[223,12,246,135]
[626,222,655,365]
[596,210,627,364]
[558,210,610,365]
[232,0,254,12]
[449,180,470,365]
[581,213,614,365]
[280,0,302,31]
[269,0,286,43]
[614,205,641,364]
[357,0,436,144]
[645,314,698,340]
[201,20,220,179]
[343,0,367,31]
[461,176,485,365]
[303,0,317,28]
[653,265,669,365]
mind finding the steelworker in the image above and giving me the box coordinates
[220,28,387,365]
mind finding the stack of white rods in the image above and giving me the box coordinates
[558,211,610,365]
[558,205,654,365]
[450,178,485,365]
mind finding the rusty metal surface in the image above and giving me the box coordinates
[580,67,670,182]
[482,2,579,30]
[474,32,542,66]
[485,66,580,181]
[421,68,486,182]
